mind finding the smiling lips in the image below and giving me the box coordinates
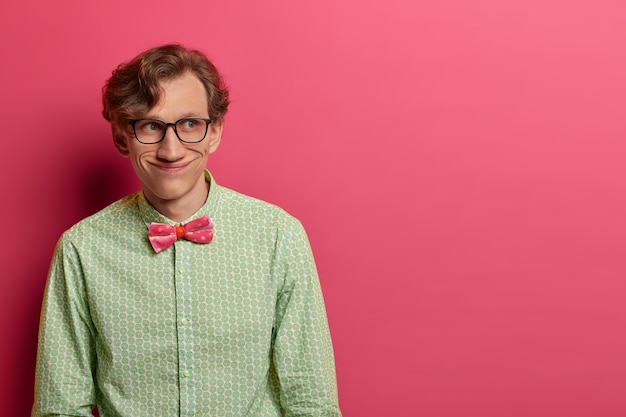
[152,162,191,174]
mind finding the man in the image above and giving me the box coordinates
[33,44,341,417]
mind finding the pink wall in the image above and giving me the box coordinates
[2,1,626,416]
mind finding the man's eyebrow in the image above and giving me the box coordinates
[143,112,208,120]
[180,112,209,118]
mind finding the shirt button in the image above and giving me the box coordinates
[180,318,189,326]
[182,370,190,378]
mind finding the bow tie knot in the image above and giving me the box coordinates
[148,215,214,253]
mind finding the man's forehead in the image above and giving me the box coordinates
[144,73,209,118]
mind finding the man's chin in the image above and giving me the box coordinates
[142,183,188,201]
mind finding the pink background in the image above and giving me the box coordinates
[2,1,626,416]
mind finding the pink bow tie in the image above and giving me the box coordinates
[148,215,214,253]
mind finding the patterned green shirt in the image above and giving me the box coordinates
[33,171,341,417]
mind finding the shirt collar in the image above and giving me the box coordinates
[137,170,221,227]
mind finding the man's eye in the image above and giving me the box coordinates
[178,119,204,132]
[144,122,161,131]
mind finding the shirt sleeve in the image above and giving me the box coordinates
[32,234,97,417]
[272,218,342,417]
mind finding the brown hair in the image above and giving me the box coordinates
[102,44,230,153]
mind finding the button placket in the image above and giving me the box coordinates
[174,242,196,416]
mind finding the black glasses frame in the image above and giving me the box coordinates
[129,117,212,144]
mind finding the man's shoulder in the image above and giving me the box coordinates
[215,184,300,227]
[63,193,142,240]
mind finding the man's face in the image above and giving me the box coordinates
[120,72,222,217]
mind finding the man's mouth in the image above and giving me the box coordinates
[152,162,191,173]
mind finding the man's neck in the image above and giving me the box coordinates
[144,181,210,223]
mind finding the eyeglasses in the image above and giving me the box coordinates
[129,117,212,144]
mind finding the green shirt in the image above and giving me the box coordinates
[33,171,341,417]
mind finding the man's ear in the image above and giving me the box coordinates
[113,128,130,157]
[207,118,223,154]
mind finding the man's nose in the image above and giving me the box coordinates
[156,125,185,160]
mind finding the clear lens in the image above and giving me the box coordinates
[135,120,165,143]
[175,118,208,142]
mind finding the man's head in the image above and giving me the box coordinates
[102,44,230,155]
[102,45,230,220]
